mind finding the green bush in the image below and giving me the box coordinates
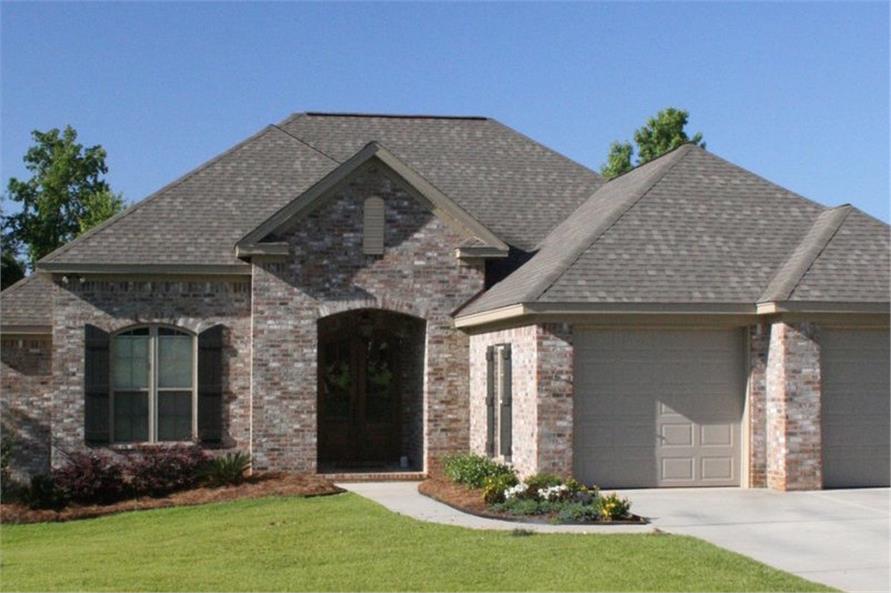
[555,500,602,523]
[26,474,65,510]
[524,472,563,492]
[482,473,518,504]
[600,492,632,521]
[201,451,251,487]
[441,453,515,488]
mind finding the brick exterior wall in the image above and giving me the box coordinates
[1,335,53,480]
[50,277,252,466]
[747,323,769,488]
[765,321,823,490]
[468,323,574,478]
[250,162,485,472]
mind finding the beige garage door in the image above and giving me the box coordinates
[821,329,890,488]
[574,329,745,488]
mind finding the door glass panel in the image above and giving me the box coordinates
[113,391,149,442]
[321,339,351,419]
[158,391,192,441]
[365,335,394,422]
[158,332,193,388]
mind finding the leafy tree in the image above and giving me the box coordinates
[600,107,705,179]
[1,233,25,290]
[3,126,124,267]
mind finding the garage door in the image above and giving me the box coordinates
[574,329,746,488]
[821,329,890,488]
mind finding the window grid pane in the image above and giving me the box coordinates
[158,390,192,441]
[113,391,149,442]
[158,335,193,388]
[112,335,149,390]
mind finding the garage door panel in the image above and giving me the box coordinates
[574,329,745,488]
[821,329,890,488]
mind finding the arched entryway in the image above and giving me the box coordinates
[317,309,425,472]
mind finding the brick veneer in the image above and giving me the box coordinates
[250,161,485,472]
[49,277,252,466]
[765,321,823,490]
[0,336,53,480]
[747,323,769,488]
[468,323,574,478]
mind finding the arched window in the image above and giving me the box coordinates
[363,197,385,255]
[111,325,196,443]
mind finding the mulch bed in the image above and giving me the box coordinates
[418,477,647,525]
[1,473,343,525]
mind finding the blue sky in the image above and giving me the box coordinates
[2,2,888,222]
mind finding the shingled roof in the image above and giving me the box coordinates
[458,144,889,318]
[0,273,54,332]
[38,113,602,271]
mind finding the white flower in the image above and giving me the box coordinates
[539,484,569,501]
[503,483,528,500]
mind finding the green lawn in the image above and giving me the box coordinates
[1,493,832,592]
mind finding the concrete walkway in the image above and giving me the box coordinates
[338,481,654,534]
[343,481,890,592]
[618,487,890,593]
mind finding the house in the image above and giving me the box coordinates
[2,112,888,491]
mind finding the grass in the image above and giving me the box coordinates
[0,493,833,592]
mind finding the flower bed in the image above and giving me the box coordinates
[1,473,343,524]
[421,453,645,525]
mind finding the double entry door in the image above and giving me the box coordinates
[317,327,401,467]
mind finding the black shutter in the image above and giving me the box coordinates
[198,325,224,443]
[485,346,496,457]
[499,345,512,460]
[84,325,110,444]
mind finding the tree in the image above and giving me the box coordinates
[600,107,705,179]
[3,126,124,267]
[1,233,25,290]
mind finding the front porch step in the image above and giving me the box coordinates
[320,471,427,482]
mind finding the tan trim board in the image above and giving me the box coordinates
[455,246,509,260]
[757,301,890,315]
[0,325,53,336]
[235,242,290,257]
[39,263,252,276]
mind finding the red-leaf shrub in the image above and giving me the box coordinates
[129,446,210,497]
[52,451,127,505]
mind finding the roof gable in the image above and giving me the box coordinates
[237,141,508,255]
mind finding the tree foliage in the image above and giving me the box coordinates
[3,126,124,268]
[600,107,705,179]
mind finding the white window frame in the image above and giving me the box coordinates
[109,325,198,444]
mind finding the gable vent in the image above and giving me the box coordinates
[363,197,385,255]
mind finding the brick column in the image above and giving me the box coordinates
[747,324,769,487]
[535,323,574,478]
[765,321,822,490]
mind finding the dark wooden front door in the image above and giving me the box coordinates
[318,323,401,467]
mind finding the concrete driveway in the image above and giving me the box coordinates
[618,487,890,592]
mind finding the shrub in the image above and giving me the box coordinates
[482,472,518,504]
[600,492,632,521]
[201,451,251,487]
[441,453,516,488]
[129,446,210,497]
[555,500,602,523]
[26,474,66,510]
[52,451,127,505]
[524,472,563,493]
[492,497,546,516]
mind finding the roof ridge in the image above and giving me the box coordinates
[0,273,39,296]
[486,118,603,184]
[38,124,306,266]
[686,144,827,212]
[759,204,853,302]
[598,141,693,184]
[302,112,490,120]
[270,124,341,164]
[528,144,692,302]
